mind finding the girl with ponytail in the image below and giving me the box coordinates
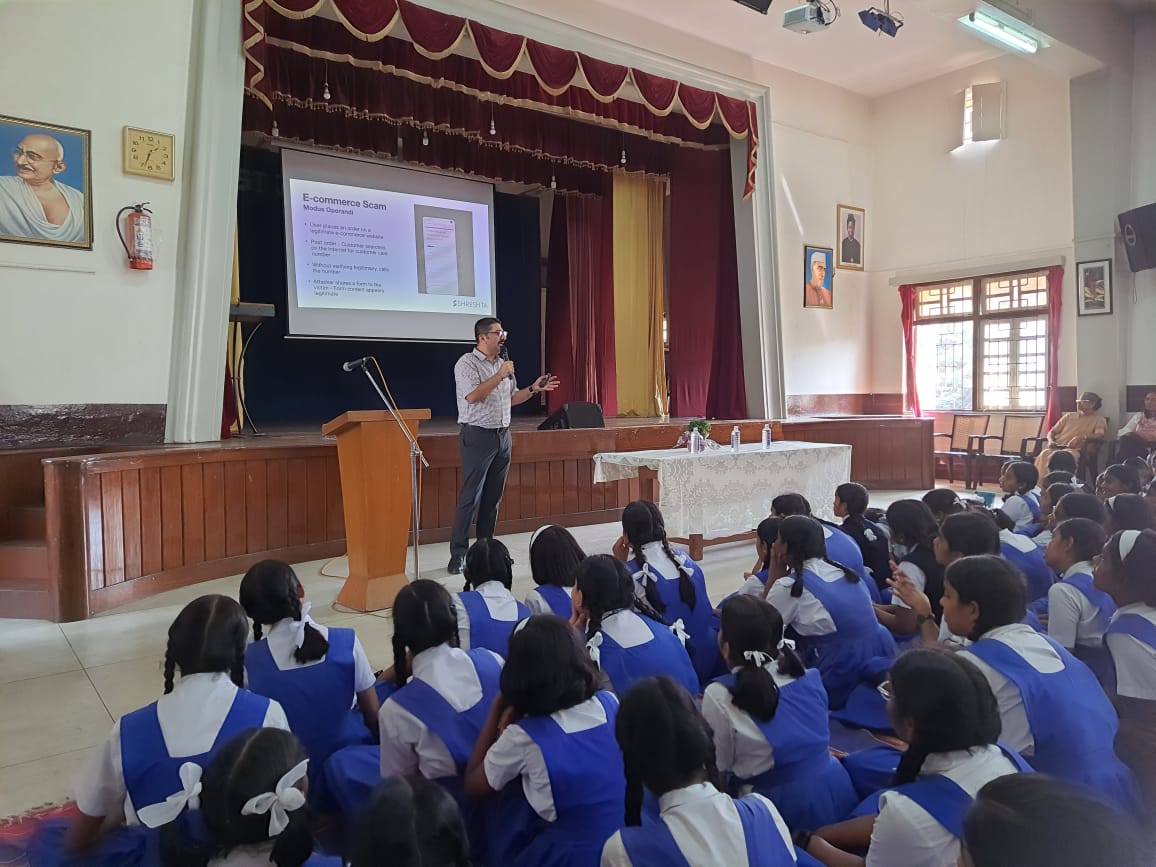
[573,555,699,697]
[454,537,530,655]
[618,500,724,684]
[800,649,1025,867]
[41,596,288,865]
[239,561,378,772]
[702,595,857,830]
[601,677,798,866]
[732,517,783,598]
[764,516,895,709]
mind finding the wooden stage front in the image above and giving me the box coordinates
[0,415,932,622]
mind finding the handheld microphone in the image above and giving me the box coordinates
[342,356,370,372]
[499,345,514,381]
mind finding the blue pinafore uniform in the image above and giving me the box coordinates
[966,634,1140,815]
[1105,613,1156,697]
[1054,572,1118,687]
[712,668,857,830]
[593,611,700,697]
[527,584,573,618]
[1000,533,1054,601]
[820,523,882,604]
[487,692,624,867]
[458,589,530,655]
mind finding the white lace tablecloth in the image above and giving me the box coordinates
[593,441,852,538]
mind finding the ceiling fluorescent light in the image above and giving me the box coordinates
[961,11,1037,53]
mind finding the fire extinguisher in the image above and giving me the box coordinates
[116,203,153,270]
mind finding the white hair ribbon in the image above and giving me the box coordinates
[135,761,203,829]
[778,638,796,653]
[743,650,771,667]
[669,618,690,646]
[1107,496,1119,510]
[1119,529,1141,562]
[529,525,554,552]
[586,631,603,667]
[513,617,530,635]
[291,602,313,650]
[240,758,309,837]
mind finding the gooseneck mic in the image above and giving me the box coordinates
[342,356,370,372]
[499,344,515,381]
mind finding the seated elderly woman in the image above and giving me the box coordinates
[1035,392,1108,479]
[1117,391,1156,462]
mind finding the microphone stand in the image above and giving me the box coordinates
[357,363,430,581]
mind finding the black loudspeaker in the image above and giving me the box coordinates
[537,401,605,431]
[733,0,773,10]
[1118,203,1156,273]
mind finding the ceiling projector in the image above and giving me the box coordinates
[783,1,834,32]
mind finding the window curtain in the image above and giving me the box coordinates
[1044,265,1064,428]
[668,148,746,419]
[612,174,668,417]
[899,284,921,417]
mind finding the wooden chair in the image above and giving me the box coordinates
[1079,418,1110,482]
[965,415,1046,489]
[933,414,990,485]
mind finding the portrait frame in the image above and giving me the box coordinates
[835,203,865,271]
[0,114,93,250]
[803,245,835,309]
[1075,259,1112,316]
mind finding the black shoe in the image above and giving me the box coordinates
[447,555,464,575]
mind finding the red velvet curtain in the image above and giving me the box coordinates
[668,148,746,419]
[899,284,921,417]
[1044,265,1064,428]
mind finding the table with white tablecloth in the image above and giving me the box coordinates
[593,441,852,558]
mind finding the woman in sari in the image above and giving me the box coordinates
[1035,392,1107,479]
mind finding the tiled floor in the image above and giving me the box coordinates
[0,491,924,819]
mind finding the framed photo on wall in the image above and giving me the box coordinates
[836,203,864,270]
[0,114,92,250]
[803,245,834,309]
[1076,259,1112,316]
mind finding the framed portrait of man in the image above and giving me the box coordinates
[1076,259,1112,316]
[0,115,92,250]
[836,204,864,271]
[803,245,834,309]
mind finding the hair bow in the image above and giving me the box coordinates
[291,601,313,650]
[777,638,796,653]
[241,758,309,837]
[743,650,771,667]
[669,618,690,646]
[135,761,203,829]
[586,631,603,667]
[1119,529,1141,562]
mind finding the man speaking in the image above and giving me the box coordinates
[448,317,559,574]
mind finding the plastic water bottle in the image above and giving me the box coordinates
[689,429,702,453]
[761,423,772,450]
[731,426,741,451]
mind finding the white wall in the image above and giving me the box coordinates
[1126,14,1156,385]
[867,56,1077,395]
[0,0,194,406]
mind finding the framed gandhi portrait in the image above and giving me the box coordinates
[1076,259,1112,316]
[836,203,864,271]
[803,245,834,309]
[0,114,92,250]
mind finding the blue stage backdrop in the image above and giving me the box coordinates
[237,147,543,427]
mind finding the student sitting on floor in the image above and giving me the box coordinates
[601,676,799,867]
[990,509,1054,602]
[921,489,964,526]
[239,560,378,769]
[772,493,877,602]
[703,595,857,831]
[1030,481,1075,549]
[455,537,530,656]
[573,554,699,698]
[799,650,1027,867]
[1042,518,1114,685]
[1099,464,1144,499]
[874,500,944,639]
[1105,493,1156,533]
[1053,490,1108,529]
[525,525,586,617]
[834,484,892,597]
[998,462,1041,532]
[1044,449,1082,486]
[347,777,471,867]
[618,500,723,683]
[733,517,783,598]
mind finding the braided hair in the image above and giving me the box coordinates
[889,649,1002,786]
[462,538,514,593]
[755,517,783,573]
[776,515,860,598]
[719,595,805,722]
[391,579,460,688]
[162,595,249,694]
[239,560,329,665]
[615,676,722,826]
[574,555,668,644]
[622,501,696,613]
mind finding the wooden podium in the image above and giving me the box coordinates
[322,409,431,611]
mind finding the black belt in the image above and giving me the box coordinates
[462,423,509,432]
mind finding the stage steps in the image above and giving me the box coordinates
[0,501,52,622]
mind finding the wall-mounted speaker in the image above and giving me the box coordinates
[1118,203,1156,273]
[734,0,774,12]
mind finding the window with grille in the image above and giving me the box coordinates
[912,270,1049,412]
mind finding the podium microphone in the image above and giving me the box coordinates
[499,344,515,381]
[342,356,371,372]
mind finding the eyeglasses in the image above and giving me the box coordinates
[877,680,894,702]
[13,147,59,164]
[483,329,507,338]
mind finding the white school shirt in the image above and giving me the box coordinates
[764,558,841,636]
[258,616,376,692]
[599,608,661,648]
[378,643,504,780]
[525,585,572,616]
[702,663,802,780]
[1106,603,1156,701]
[484,692,616,822]
[74,673,289,823]
[958,623,1066,755]
[1000,494,1035,530]
[1033,528,1053,550]
[454,580,522,650]
[867,746,1020,867]
[1046,562,1104,650]
[633,540,686,581]
[600,783,794,867]
[891,557,927,611]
